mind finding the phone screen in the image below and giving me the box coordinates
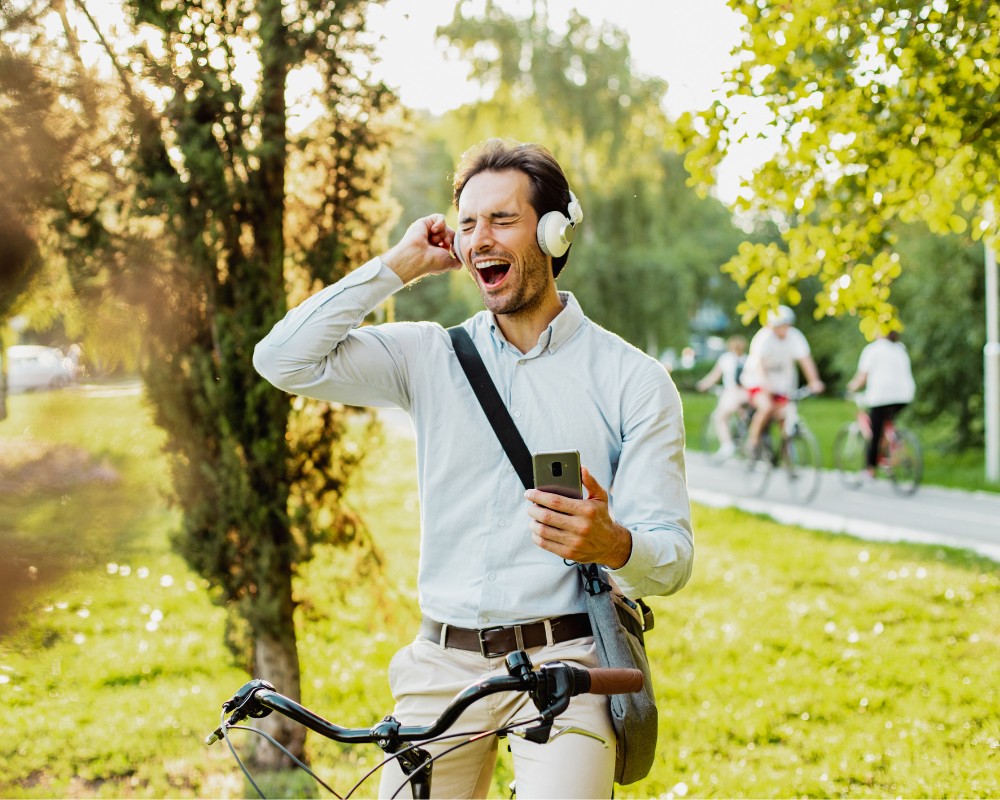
[532,451,583,499]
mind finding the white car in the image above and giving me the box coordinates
[6,345,74,392]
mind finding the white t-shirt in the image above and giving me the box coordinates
[716,351,746,390]
[858,339,915,407]
[740,327,811,395]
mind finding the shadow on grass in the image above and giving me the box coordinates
[0,442,161,635]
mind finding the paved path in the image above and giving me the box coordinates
[380,408,1000,561]
[686,450,1000,561]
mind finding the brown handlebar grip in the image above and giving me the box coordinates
[585,668,644,695]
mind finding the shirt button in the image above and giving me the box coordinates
[498,520,506,527]
[519,359,526,365]
[508,465,515,473]
[488,573,496,581]
[482,616,490,624]
[514,410,521,418]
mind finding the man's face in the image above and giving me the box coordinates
[457,170,553,317]
[773,324,791,339]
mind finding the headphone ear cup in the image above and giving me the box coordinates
[537,211,573,258]
[536,212,553,257]
[452,227,465,266]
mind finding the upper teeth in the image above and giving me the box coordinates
[476,260,509,269]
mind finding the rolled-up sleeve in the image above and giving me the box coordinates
[253,258,425,410]
[607,361,693,598]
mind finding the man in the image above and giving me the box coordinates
[847,330,916,480]
[253,139,692,798]
[695,334,749,462]
[740,305,825,453]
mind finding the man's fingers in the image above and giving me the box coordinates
[581,467,608,502]
[524,489,584,512]
[530,523,575,554]
[526,503,582,532]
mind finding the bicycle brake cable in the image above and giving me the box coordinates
[387,716,544,800]
[226,724,342,799]
[220,710,266,800]
[343,729,489,800]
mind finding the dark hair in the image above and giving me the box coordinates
[887,330,901,343]
[453,138,573,278]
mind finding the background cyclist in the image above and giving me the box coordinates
[696,334,748,462]
[846,330,916,480]
[740,305,825,456]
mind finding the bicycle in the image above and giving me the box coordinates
[699,386,751,459]
[742,387,822,503]
[833,394,922,495]
[205,649,643,799]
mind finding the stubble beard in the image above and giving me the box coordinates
[478,246,552,320]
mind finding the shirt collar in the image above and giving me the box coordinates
[488,292,585,356]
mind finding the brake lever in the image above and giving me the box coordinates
[206,679,276,745]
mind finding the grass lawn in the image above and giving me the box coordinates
[680,391,1000,495]
[1,391,998,798]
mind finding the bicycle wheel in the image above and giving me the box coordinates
[701,409,743,459]
[833,423,867,489]
[700,410,721,454]
[888,428,923,496]
[784,424,822,503]
[742,431,774,496]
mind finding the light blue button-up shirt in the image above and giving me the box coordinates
[253,258,693,628]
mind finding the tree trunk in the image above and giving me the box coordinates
[250,561,305,769]
[251,628,306,768]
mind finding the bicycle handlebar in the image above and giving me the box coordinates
[207,653,643,747]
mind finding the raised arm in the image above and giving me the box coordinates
[253,214,462,409]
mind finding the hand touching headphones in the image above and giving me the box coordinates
[451,191,584,266]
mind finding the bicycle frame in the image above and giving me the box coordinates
[851,400,900,468]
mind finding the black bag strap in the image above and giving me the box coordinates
[448,326,535,490]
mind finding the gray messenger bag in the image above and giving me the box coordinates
[448,326,658,785]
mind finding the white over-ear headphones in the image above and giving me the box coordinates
[452,190,584,266]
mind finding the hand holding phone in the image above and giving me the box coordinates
[525,459,633,569]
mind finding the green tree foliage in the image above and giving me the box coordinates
[0,0,71,320]
[420,2,745,353]
[12,0,396,765]
[388,117,484,327]
[677,0,1000,337]
[0,0,132,354]
[891,226,986,445]
[787,223,987,447]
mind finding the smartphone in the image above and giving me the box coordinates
[532,451,583,499]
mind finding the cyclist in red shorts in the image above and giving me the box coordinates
[740,306,825,455]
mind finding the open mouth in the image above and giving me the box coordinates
[475,259,511,289]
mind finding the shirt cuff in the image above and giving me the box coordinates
[340,257,405,312]
[606,528,656,592]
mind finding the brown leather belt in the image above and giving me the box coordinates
[419,613,592,658]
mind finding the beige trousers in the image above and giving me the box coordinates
[376,634,615,799]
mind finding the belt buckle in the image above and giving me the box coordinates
[477,626,507,658]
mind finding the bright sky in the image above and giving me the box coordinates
[364,0,776,202]
[70,0,775,204]
[366,0,742,117]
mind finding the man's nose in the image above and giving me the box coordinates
[469,222,495,255]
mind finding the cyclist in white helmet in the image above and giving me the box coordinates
[740,305,825,454]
